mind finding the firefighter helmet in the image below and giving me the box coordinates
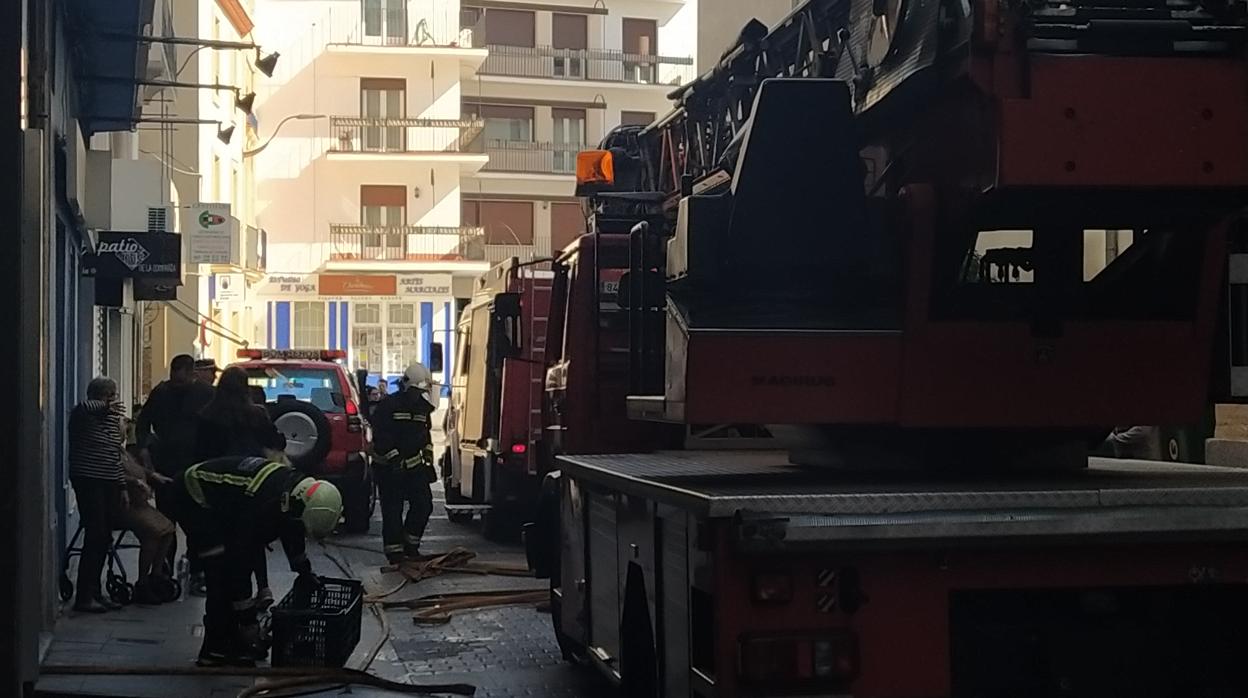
[292,478,342,539]
[403,362,440,410]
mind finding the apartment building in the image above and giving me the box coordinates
[458,0,696,263]
[251,0,489,384]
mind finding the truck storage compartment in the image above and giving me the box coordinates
[951,585,1248,697]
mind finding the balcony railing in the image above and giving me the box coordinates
[330,117,485,154]
[479,44,694,85]
[480,140,583,175]
[484,239,554,265]
[330,225,486,262]
[322,14,481,49]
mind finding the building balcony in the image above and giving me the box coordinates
[329,117,485,157]
[480,140,582,176]
[315,14,487,69]
[483,239,553,265]
[478,45,694,86]
[330,225,486,262]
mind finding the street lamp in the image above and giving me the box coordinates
[242,114,328,158]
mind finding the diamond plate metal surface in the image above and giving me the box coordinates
[558,451,1248,518]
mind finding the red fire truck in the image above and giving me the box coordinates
[521,0,1248,695]
[442,259,554,539]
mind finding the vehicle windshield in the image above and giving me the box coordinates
[244,366,345,414]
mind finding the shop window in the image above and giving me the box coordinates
[389,302,416,325]
[355,303,381,324]
[292,301,326,349]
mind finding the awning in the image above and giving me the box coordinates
[69,0,156,135]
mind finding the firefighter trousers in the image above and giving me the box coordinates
[164,484,256,656]
[377,465,433,558]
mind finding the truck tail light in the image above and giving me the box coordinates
[739,632,858,687]
[345,400,362,432]
[751,571,792,604]
[511,443,527,454]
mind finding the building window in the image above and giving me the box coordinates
[360,78,406,151]
[552,13,587,78]
[463,200,535,245]
[622,18,658,83]
[473,104,534,144]
[552,108,585,173]
[355,303,381,324]
[360,185,407,258]
[363,0,407,44]
[551,202,586,253]
[483,8,535,47]
[388,302,416,325]
[292,301,326,349]
[621,110,656,127]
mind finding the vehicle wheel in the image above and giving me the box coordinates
[342,470,375,534]
[58,573,74,603]
[269,400,333,472]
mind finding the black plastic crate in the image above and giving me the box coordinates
[270,577,363,667]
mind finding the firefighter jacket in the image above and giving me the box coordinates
[372,388,434,470]
[181,457,312,574]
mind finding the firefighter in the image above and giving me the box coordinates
[372,362,439,564]
[166,456,342,666]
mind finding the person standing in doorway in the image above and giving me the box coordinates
[136,354,215,594]
[68,377,128,613]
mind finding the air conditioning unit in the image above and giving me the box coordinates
[147,206,173,233]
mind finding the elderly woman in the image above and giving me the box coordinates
[68,377,128,613]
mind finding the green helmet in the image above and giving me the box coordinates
[292,477,342,539]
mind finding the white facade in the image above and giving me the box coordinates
[460,0,699,262]
[251,0,489,383]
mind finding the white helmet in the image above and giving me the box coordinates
[404,362,440,410]
[291,477,343,539]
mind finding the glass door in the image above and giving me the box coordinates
[361,81,406,152]
[552,108,585,174]
[363,0,407,45]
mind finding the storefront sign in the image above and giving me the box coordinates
[398,274,453,296]
[319,274,398,296]
[183,203,235,265]
[91,232,182,278]
[215,272,245,303]
[256,273,318,296]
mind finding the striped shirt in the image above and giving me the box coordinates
[69,400,126,483]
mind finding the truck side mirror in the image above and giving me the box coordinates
[493,293,523,359]
[428,342,445,374]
